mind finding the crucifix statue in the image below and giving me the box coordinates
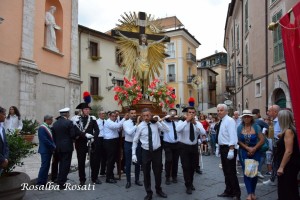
[112,12,170,94]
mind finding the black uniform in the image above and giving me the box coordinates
[74,115,99,184]
[52,116,76,188]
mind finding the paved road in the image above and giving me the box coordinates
[21,149,279,200]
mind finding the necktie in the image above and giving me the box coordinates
[189,122,195,142]
[103,120,104,125]
[216,120,222,144]
[133,120,136,126]
[147,123,153,152]
[172,121,177,140]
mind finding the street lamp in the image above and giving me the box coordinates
[106,73,117,91]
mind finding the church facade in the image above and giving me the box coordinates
[0,0,81,120]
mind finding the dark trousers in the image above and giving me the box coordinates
[220,145,241,197]
[90,137,104,181]
[164,142,179,179]
[142,147,163,195]
[103,138,119,180]
[51,151,59,181]
[37,153,52,185]
[124,141,141,183]
[178,143,198,189]
[117,137,125,173]
[99,137,107,174]
[57,152,72,186]
[76,144,88,182]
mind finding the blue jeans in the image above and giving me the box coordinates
[37,153,52,185]
[124,141,141,183]
[210,134,216,153]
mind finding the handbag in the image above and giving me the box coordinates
[259,134,269,152]
[244,159,259,177]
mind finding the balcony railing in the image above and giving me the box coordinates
[186,53,196,63]
[208,81,217,90]
[187,75,195,83]
[167,74,176,82]
[225,76,235,89]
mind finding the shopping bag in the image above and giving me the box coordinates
[244,159,258,178]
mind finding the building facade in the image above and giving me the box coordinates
[0,0,80,121]
[224,0,296,115]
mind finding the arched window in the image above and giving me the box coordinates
[274,88,286,108]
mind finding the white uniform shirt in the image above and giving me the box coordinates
[132,121,169,154]
[176,120,206,145]
[218,115,238,147]
[96,118,106,137]
[163,120,179,143]
[103,118,125,139]
[123,119,137,142]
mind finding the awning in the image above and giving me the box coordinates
[202,107,217,114]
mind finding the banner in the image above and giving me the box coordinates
[279,1,300,146]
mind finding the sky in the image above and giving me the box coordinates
[78,0,231,59]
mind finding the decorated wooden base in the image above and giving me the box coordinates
[121,99,165,117]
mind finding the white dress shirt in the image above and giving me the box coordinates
[123,119,137,142]
[4,115,23,132]
[163,120,179,143]
[132,121,169,154]
[103,118,125,139]
[218,115,238,147]
[176,120,206,145]
[273,117,281,139]
[96,118,106,137]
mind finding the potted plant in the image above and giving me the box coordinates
[20,118,39,143]
[0,130,35,199]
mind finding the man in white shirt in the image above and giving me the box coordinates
[123,108,143,188]
[95,111,107,176]
[103,111,128,183]
[132,108,169,200]
[215,104,241,200]
[163,109,180,185]
[176,107,206,194]
[232,111,241,128]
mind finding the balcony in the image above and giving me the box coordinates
[187,75,195,83]
[225,76,236,91]
[208,81,216,90]
[167,74,176,82]
[186,53,196,63]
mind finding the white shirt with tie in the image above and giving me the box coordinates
[103,118,125,139]
[123,119,137,142]
[163,120,179,143]
[217,115,238,147]
[132,121,169,154]
[176,120,206,145]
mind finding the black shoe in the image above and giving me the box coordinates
[144,194,152,200]
[232,197,241,200]
[100,172,106,176]
[59,185,66,190]
[156,190,167,198]
[135,180,143,186]
[92,179,102,184]
[195,169,202,174]
[172,177,178,183]
[217,192,234,197]
[125,182,131,188]
[165,177,171,185]
[79,181,85,186]
[186,188,192,194]
[51,179,58,183]
[191,185,195,190]
[106,179,117,184]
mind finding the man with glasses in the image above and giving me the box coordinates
[176,107,206,195]
[0,107,8,175]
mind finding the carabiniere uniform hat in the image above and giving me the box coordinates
[76,91,92,110]
[240,110,255,118]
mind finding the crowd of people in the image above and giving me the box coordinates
[0,103,299,200]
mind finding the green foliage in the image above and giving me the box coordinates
[90,104,103,117]
[2,131,35,175]
[20,118,39,135]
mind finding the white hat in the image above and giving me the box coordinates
[59,107,70,113]
[240,110,255,118]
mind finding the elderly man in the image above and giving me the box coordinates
[216,104,241,200]
[52,107,76,189]
[232,111,241,128]
[36,115,55,187]
[0,107,8,176]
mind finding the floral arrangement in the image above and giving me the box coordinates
[114,77,143,107]
[146,79,176,109]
